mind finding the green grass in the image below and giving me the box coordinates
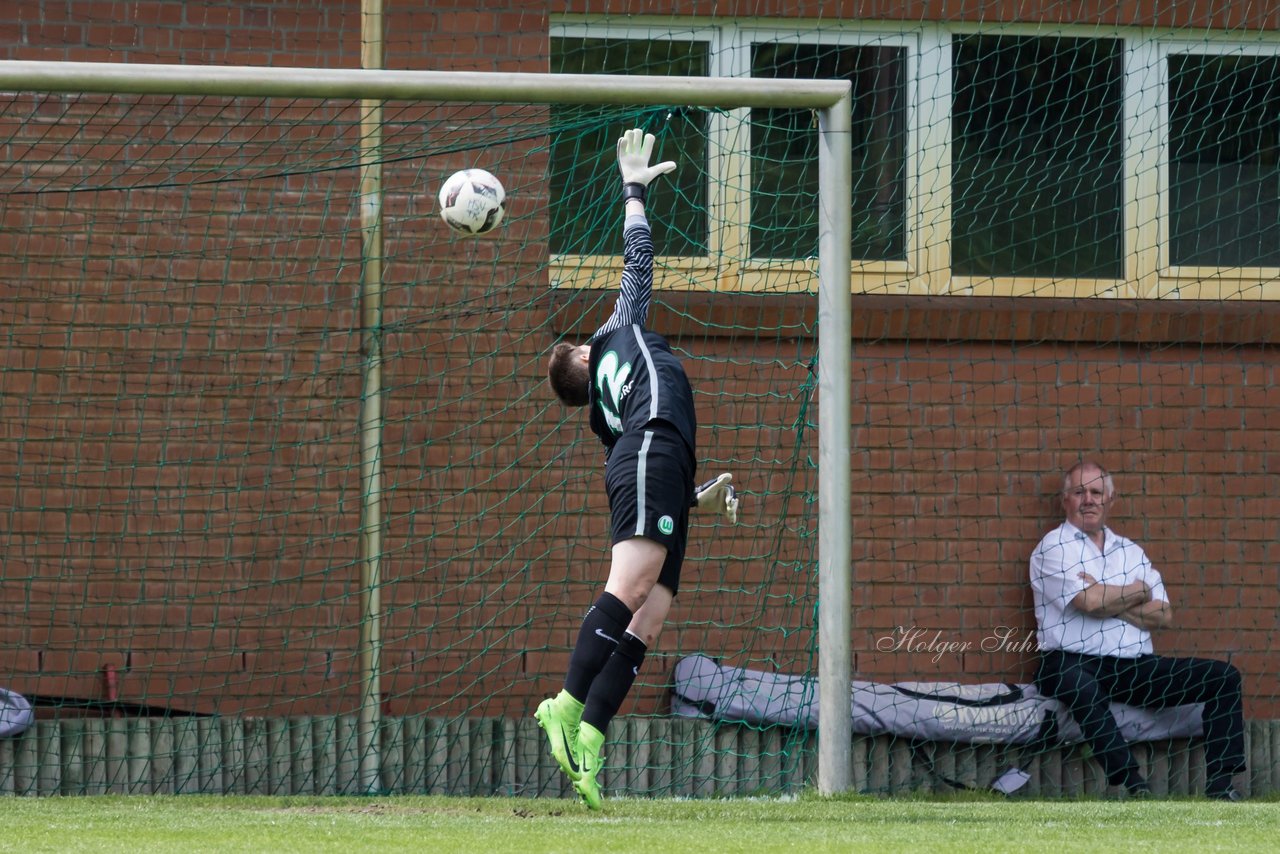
[5,792,1279,853]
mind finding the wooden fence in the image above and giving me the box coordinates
[2,715,1277,799]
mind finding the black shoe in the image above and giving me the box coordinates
[1126,779,1152,798]
[1206,784,1243,802]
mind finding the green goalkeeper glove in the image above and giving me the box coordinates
[617,128,676,203]
[693,473,738,525]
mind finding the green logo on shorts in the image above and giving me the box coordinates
[658,515,674,535]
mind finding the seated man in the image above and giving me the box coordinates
[1030,460,1246,799]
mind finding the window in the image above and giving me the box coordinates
[1168,53,1280,268]
[951,36,1124,279]
[548,37,709,257]
[750,42,907,261]
[548,26,911,283]
[549,19,1280,299]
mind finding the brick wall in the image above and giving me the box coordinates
[846,332,1280,703]
[640,294,1280,719]
[0,2,1275,723]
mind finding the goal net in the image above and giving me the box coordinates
[1,27,1275,800]
[0,66,849,796]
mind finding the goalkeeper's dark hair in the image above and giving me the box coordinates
[548,342,590,407]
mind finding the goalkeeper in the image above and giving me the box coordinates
[539,127,739,810]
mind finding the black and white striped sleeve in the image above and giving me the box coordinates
[593,214,653,339]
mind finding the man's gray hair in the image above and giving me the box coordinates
[1062,460,1115,499]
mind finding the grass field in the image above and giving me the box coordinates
[6,792,1279,853]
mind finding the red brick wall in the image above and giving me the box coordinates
[0,3,1275,724]
[645,294,1280,719]
[847,333,1280,704]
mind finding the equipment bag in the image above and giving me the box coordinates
[671,654,1205,746]
[0,687,34,738]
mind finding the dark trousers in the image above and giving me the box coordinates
[1035,650,1245,787]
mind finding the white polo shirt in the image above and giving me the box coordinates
[1030,521,1168,658]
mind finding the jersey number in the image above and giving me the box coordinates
[595,350,632,435]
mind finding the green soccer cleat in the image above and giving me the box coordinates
[573,722,606,810]
[534,695,582,782]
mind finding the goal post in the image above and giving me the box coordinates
[0,60,853,794]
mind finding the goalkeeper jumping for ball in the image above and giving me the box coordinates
[539,128,739,809]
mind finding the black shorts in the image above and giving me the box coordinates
[604,423,695,595]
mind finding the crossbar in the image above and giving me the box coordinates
[0,59,849,108]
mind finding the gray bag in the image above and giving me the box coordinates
[0,687,34,738]
[671,654,1205,746]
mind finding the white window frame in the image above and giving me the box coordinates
[552,17,1280,300]
[550,18,919,294]
[731,24,918,294]
[942,23,1130,298]
[1155,38,1280,299]
[548,22,719,292]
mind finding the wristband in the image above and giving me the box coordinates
[622,182,646,203]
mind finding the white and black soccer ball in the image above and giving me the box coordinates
[437,168,506,235]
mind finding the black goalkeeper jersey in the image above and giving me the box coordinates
[587,216,697,460]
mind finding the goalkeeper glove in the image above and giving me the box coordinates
[693,473,738,525]
[616,127,676,203]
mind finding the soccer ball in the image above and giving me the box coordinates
[437,168,506,235]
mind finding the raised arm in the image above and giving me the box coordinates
[594,129,675,339]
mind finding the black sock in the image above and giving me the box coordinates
[582,630,648,734]
[563,592,632,702]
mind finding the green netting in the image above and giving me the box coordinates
[1,13,1277,802]
[0,89,824,794]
